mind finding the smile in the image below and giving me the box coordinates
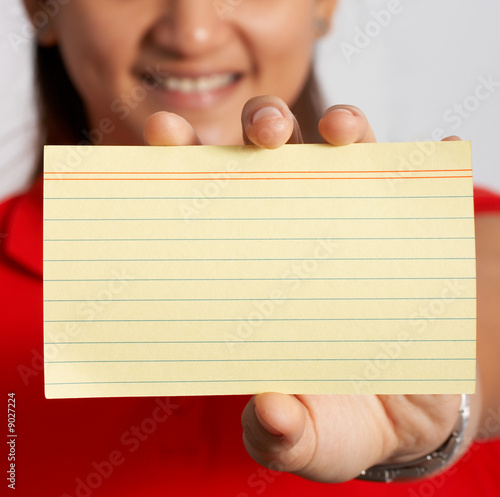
[152,73,240,94]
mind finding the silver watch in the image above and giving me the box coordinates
[357,394,470,483]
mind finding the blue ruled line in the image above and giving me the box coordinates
[43,257,475,262]
[45,358,474,364]
[45,379,475,385]
[43,318,475,323]
[43,297,476,303]
[44,217,474,221]
[42,237,476,242]
[45,195,473,200]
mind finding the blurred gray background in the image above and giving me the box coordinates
[1,0,499,200]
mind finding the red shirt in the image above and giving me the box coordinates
[2,181,500,496]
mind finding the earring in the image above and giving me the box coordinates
[315,18,329,37]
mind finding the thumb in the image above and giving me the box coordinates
[241,393,317,476]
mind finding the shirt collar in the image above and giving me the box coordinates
[3,179,43,278]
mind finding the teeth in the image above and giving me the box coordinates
[159,73,236,93]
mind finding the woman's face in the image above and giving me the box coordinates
[33,0,336,145]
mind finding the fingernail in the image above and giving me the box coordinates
[255,407,283,437]
[251,106,284,124]
[329,107,356,117]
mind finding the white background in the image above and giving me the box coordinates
[1,0,499,200]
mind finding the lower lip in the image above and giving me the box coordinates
[146,76,242,111]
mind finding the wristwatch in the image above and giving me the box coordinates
[357,394,470,483]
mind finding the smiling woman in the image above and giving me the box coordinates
[35,0,333,146]
[2,0,500,496]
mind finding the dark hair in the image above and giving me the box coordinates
[36,44,87,145]
[35,44,324,147]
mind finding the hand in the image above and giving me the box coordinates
[143,95,377,148]
[143,96,473,483]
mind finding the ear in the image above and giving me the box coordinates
[22,0,58,46]
[314,0,338,37]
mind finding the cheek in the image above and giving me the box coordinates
[55,10,144,107]
[241,9,316,100]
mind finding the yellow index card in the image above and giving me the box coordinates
[43,142,476,399]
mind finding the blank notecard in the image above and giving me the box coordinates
[43,142,476,398]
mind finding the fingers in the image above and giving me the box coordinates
[144,111,201,146]
[442,135,462,141]
[241,393,317,476]
[144,102,378,148]
[241,96,303,149]
[318,105,377,145]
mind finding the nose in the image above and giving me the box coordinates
[149,0,230,57]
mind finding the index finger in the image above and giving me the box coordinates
[241,96,303,149]
[143,111,202,146]
[318,105,377,145]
